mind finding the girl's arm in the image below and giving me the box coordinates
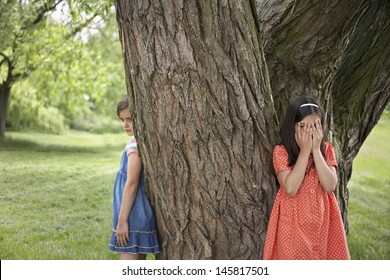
[115,153,142,247]
[278,122,312,196]
[312,120,337,192]
[312,150,337,192]
[278,151,310,196]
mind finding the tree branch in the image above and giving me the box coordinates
[65,11,101,40]
[0,52,14,86]
[31,0,65,25]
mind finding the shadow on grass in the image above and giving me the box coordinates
[0,137,119,154]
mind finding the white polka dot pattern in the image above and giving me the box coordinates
[263,142,350,260]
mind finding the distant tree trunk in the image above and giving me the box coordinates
[0,52,13,139]
[114,0,390,259]
[0,86,10,138]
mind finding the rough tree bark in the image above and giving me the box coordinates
[115,0,279,259]
[114,0,389,259]
[331,0,390,228]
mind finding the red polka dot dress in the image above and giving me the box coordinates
[263,142,350,260]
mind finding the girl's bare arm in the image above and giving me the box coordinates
[116,154,142,246]
[278,123,312,196]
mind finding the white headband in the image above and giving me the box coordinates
[300,103,319,108]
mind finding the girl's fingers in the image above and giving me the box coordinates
[116,233,127,247]
[316,120,323,133]
[309,125,314,141]
[314,121,323,138]
[296,122,301,136]
[305,123,311,138]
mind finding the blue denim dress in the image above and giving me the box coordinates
[109,144,160,254]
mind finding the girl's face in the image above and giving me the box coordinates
[119,109,134,136]
[295,114,322,133]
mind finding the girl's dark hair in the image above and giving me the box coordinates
[280,96,325,166]
[116,96,129,117]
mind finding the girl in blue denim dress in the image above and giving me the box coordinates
[108,96,159,260]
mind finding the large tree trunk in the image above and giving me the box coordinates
[115,0,279,259]
[114,0,389,259]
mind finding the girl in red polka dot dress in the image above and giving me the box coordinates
[263,96,350,260]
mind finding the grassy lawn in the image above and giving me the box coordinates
[0,131,128,259]
[0,116,389,260]
[347,115,390,259]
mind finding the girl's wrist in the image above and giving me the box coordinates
[312,148,322,155]
[300,148,311,157]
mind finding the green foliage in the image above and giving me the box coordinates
[385,103,390,117]
[27,36,107,121]
[8,81,68,134]
[85,9,127,117]
[71,115,122,134]
[1,0,126,134]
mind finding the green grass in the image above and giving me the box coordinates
[347,116,390,260]
[0,131,129,259]
[0,116,389,260]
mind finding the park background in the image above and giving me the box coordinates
[0,1,389,259]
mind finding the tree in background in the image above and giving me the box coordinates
[114,0,389,259]
[0,0,122,136]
